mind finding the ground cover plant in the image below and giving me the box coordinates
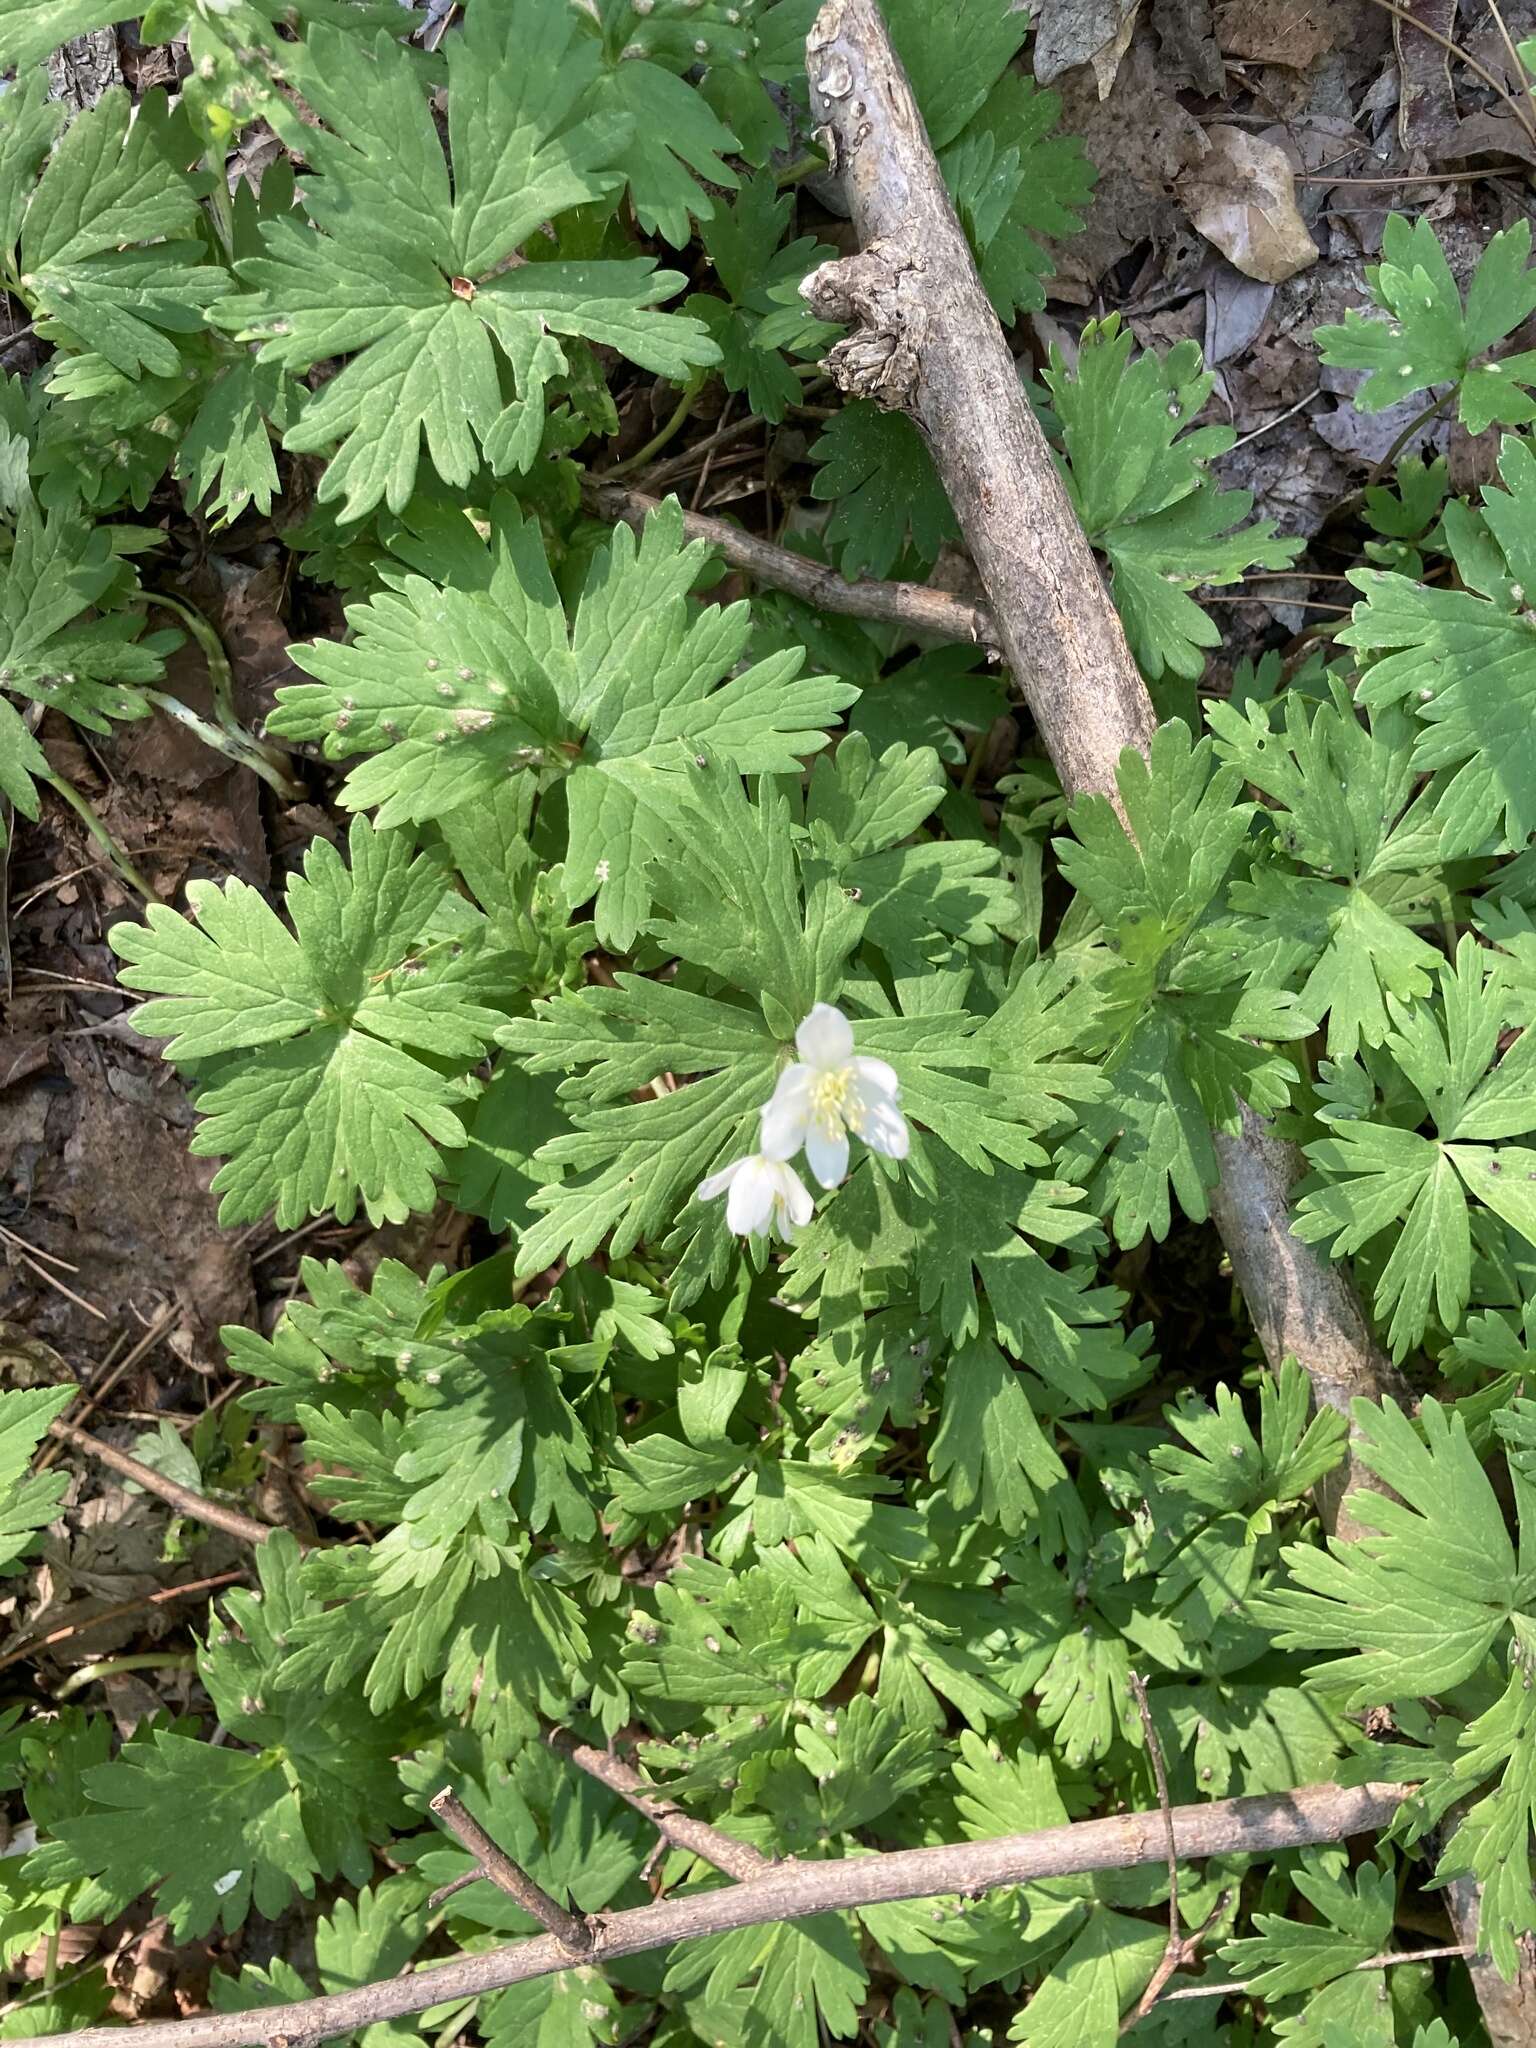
[7,1,1536,2044]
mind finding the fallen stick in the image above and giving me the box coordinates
[585,479,999,649]
[31,1780,1409,2048]
[797,0,1409,1524]
[48,1417,285,1551]
[545,1731,771,1882]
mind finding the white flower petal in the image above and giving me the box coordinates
[850,1054,900,1103]
[778,1164,815,1229]
[796,1001,854,1070]
[760,1065,812,1158]
[858,1095,910,1160]
[726,1159,777,1236]
[697,1156,746,1203]
[805,1123,849,1189]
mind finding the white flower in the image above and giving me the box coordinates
[759,1002,909,1189]
[697,1152,814,1240]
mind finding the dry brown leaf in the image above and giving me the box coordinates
[1177,125,1319,284]
[1034,0,1143,92]
[1214,0,1335,67]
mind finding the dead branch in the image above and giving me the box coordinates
[32,1780,1409,2048]
[1439,1802,1536,2046]
[48,1417,286,1551]
[546,1732,771,1882]
[584,480,998,649]
[1208,1109,1412,1536]
[0,1568,248,1679]
[797,0,1406,1531]
[427,1788,591,1947]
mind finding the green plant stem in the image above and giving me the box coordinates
[147,591,306,795]
[1363,391,1453,493]
[603,370,707,478]
[56,1652,197,1699]
[38,767,162,902]
[775,150,828,186]
[42,1927,58,1994]
[143,689,307,799]
[204,160,237,262]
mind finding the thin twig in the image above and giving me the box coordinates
[1361,0,1536,148]
[34,1305,179,1472]
[547,1732,771,1882]
[1226,385,1323,452]
[1161,1942,1474,2003]
[644,410,771,492]
[47,1417,286,1550]
[0,1223,108,1321]
[427,1789,592,1949]
[1485,0,1533,114]
[585,482,998,649]
[1296,165,1529,182]
[0,1568,248,1678]
[1120,1673,1187,2033]
[31,1781,1413,2048]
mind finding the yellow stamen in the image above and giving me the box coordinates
[810,1065,857,1135]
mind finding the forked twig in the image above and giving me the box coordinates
[546,1731,771,1883]
[427,1788,592,1950]
[1119,1675,1229,2033]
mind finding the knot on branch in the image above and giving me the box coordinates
[801,242,926,409]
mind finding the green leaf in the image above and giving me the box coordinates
[1007,1908,1165,2047]
[941,74,1095,325]
[51,1731,322,1938]
[1259,1397,1526,1704]
[929,1332,1077,1536]
[1316,216,1536,432]
[883,0,1028,148]
[1343,436,1536,855]
[1150,1359,1349,1532]
[0,1382,74,1576]
[1425,1648,1536,1978]
[1222,1852,1395,1998]
[277,499,852,946]
[610,1432,748,1515]
[571,0,748,245]
[210,1873,427,2048]
[1048,318,1299,681]
[16,90,223,380]
[173,353,294,526]
[111,818,503,1227]
[1293,937,1536,1352]
[0,69,63,258]
[792,1693,940,1832]
[664,1914,866,2048]
[443,1058,565,1238]
[687,173,834,421]
[220,4,718,518]
[810,402,958,578]
[0,490,174,830]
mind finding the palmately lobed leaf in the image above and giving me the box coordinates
[111,819,504,1226]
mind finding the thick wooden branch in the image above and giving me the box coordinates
[33,1781,1409,2048]
[800,2,1153,807]
[585,481,998,649]
[797,0,1405,1528]
[1208,1109,1411,1535]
